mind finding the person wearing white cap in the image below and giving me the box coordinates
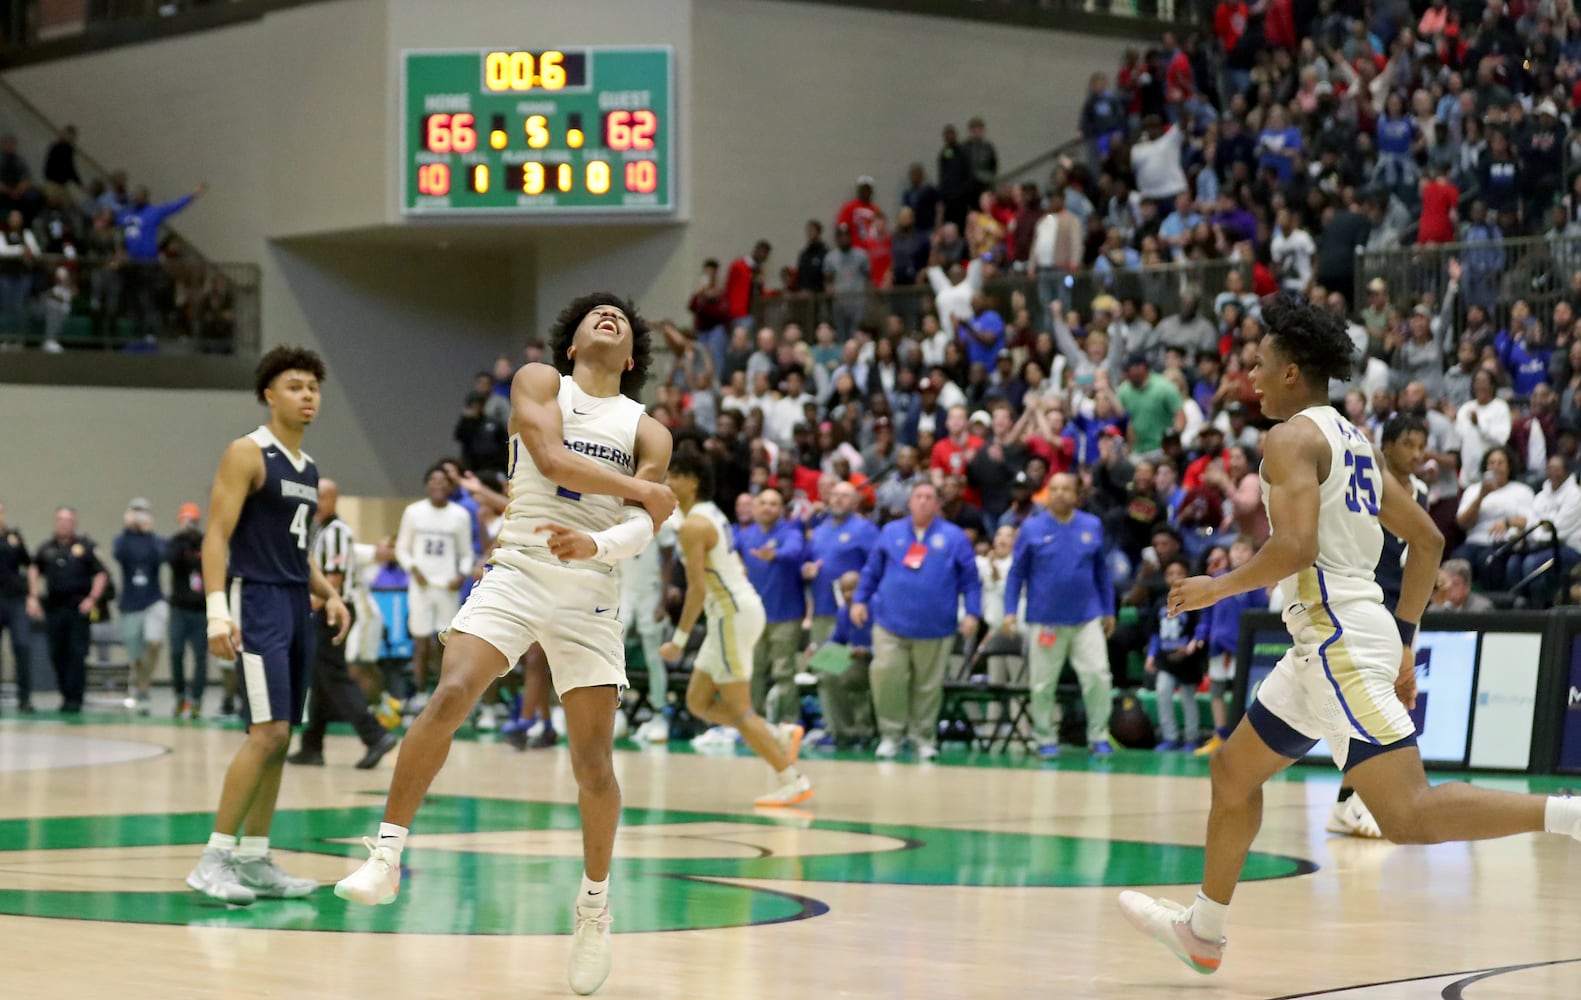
[113,496,168,715]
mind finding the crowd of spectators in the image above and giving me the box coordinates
[0,124,233,354]
[433,3,1581,750]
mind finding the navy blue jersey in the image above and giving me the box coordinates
[1375,474,1429,614]
[229,426,319,585]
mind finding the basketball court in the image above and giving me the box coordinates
[3,710,1579,999]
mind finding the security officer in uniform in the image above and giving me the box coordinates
[0,503,36,712]
[30,506,107,713]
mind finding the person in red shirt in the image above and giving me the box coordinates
[1214,0,1248,52]
[929,404,982,483]
[725,240,771,326]
[837,177,889,285]
[1181,424,1230,490]
[1418,165,1460,244]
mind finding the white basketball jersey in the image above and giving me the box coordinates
[498,374,646,566]
[688,501,760,617]
[1261,405,1385,617]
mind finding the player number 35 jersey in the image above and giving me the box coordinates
[1261,405,1385,616]
[498,373,646,564]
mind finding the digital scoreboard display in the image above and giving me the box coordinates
[402,47,673,216]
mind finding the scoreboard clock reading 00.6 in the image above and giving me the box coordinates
[403,47,673,216]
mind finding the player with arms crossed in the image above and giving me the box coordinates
[186,346,350,904]
[336,293,675,998]
[659,447,813,807]
[1120,296,1581,974]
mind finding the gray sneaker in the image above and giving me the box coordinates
[235,854,318,899]
[185,848,257,905]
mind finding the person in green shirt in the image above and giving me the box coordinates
[1117,352,1185,455]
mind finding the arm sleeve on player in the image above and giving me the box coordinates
[454,511,475,576]
[590,507,653,563]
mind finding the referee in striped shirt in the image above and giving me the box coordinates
[288,479,398,769]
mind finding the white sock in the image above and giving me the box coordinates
[1544,796,1581,838]
[237,836,269,859]
[207,832,237,852]
[378,822,408,856]
[578,873,609,911]
[776,766,802,784]
[1189,892,1228,941]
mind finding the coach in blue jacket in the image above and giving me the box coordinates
[852,480,982,761]
[738,488,807,724]
[804,480,879,745]
[1003,473,1116,758]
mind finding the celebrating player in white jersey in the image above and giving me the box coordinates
[659,447,813,807]
[1120,294,1581,975]
[336,293,676,998]
[394,466,474,708]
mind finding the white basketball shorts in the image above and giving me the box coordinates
[449,547,627,696]
[1252,597,1414,770]
[692,598,766,685]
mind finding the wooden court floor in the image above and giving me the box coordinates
[2,708,1579,1000]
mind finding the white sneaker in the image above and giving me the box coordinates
[690,726,739,750]
[637,718,669,743]
[475,704,499,731]
[1325,796,1383,839]
[917,743,940,763]
[334,837,401,905]
[403,691,429,716]
[568,903,613,995]
[875,738,899,760]
[754,773,814,808]
[41,339,63,354]
[185,847,257,905]
[1117,891,1225,975]
[234,854,318,898]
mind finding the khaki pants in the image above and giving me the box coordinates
[811,615,874,743]
[870,625,953,747]
[1025,618,1113,744]
[751,619,803,724]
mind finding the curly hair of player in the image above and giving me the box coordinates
[254,345,326,402]
[1260,294,1356,386]
[549,291,653,398]
[667,443,716,501]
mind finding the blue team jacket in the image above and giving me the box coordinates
[117,195,194,261]
[830,602,873,649]
[737,520,807,623]
[805,514,879,618]
[855,516,982,640]
[1206,581,1264,657]
[1003,509,1114,627]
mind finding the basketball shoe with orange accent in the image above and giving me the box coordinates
[754,773,814,807]
[1117,891,1225,974]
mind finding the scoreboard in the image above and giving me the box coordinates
[402,47,674,216]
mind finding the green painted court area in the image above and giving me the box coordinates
[0,792,1307,936]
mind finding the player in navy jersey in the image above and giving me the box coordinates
[185,346,350,906]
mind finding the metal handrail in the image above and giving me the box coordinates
[1489,518,1565,604]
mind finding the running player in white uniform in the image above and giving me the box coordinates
[394,467,474,707]
[659,448,813,807]
[336,294,676,998]
[1120,295,1581,975]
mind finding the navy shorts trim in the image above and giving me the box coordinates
[232,579,314,728]
[1246,700,1320,760]
[1342,732,1418,773]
